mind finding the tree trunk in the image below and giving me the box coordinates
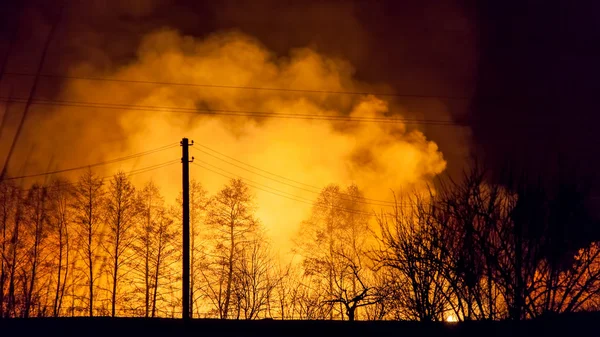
[88,228,94,317]
[145,198,151,318]
[54,221,63,317]
[151,228,163,318]
[59,222,69,316]
[25,224,40,318]
[145,235,150,317]
[347,306,355,321]
[7,208,20,317]
[87,186,95,318]
[112,252,118,317]
[223,217,235,319]
[0,200,7,318]
[513,232,523,320]
[111,211,121,318]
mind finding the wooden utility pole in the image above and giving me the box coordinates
[181,138,193,320]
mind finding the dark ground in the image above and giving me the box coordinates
[1,312,600,337]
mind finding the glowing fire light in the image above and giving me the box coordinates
[446,314,458,323]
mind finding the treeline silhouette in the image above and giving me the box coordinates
[0,164,598,321]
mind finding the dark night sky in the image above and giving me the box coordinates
[0,0,599,187]
[472,1,600,183]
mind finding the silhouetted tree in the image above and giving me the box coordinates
[325,254,381,321]
[0,181,18,317]
[21,184,50,317]
[296,184,375,320]
[202,179,259,319]
[133,181,179,317]
[270,261,296,319]
[71,169,104,317]
[0,157,595,320]
[133,181,162,317]
[374,195,448,321]
[188,180,209,317]
[293,274,330,319]
[504,169,599,318]
[232,233,277,319]
[103,172,137,317]
[5,187,23,317]
[425,164,600,320]
[47,178,73,317]
[432,169,510,320]
[148,208,177,317]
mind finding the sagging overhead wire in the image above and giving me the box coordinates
[190,145,397,207]
[0,97,464,126]
[192,153,420,211]
[192,161,379,217]
[3,71,471,101]
[17,159,180,193]
[4,142,179,180]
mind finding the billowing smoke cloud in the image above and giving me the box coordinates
[0,1,476,253]
[21,29,444,248]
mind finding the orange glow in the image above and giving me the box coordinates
[0,29,453,318]
[57,29,447,255]
[446,314,458,323]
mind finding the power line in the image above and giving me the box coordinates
[193,144,321,190]
[191,145,397,207]
[2,96,595,130]
[194,158,366,208]
[3,71,471,101]
[192,155,418,209]
[121,159,180,178]
[0,97,464,126]
[4,142,178,180]
[194,159,328,205]
[17,159,179,193]
[192,161,380,217]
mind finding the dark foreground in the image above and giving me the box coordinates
[1,312,600,337]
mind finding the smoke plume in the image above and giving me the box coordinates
[0,0,477,252]
[5,29,445,248]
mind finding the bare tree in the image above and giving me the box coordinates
[422,164,600,320]
[71,168,104,317]
[296,184,374,320]
[0,181,18,317]
[5,187,23,317]
[134,181,162,317]
[232,233,278,319]
[188,180,209,317]
[293,274,330,319]
[325,254,381,321]
[432,170,511,320]
[103,172,137,317]
[202,179,258,319]
[374,196,449,322]
[270,261,297,319]
[530,242,600,314]
[504,170,599,318]
[47,179,73,317]
[133,180,180,318]
[0,157,595,320]
[148,208,178,317]
[21,184,50,317]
